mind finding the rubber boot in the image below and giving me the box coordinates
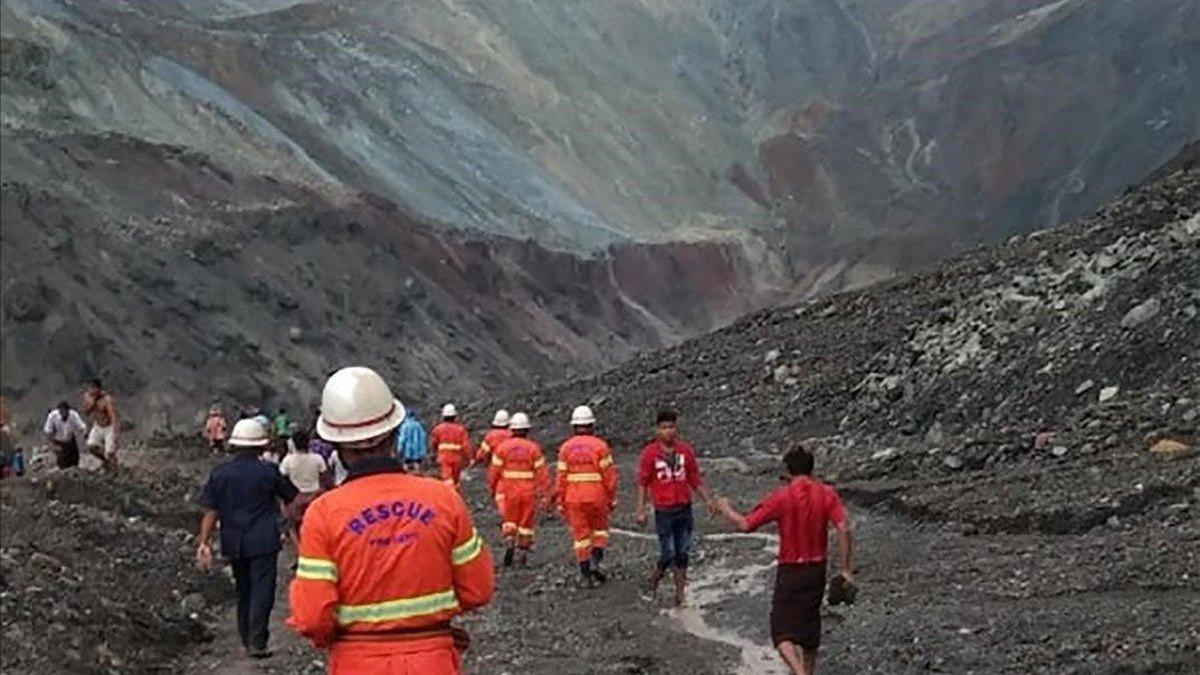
[503,546,515,568]
[517,549,529,566]
[578,561,596,589]
[673,568,687,608]
[590,548,607,584]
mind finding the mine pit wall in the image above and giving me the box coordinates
[0,164,791,442]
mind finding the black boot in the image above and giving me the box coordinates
[578,561,596,589]
[590,549,607,584]
[503,547,515,568]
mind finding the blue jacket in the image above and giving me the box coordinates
[397,416,428,462]
[200,453,298,559]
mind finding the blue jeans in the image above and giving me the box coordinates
[654,505,694,571]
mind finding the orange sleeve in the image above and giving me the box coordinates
[449,492,494,612]
[554,445,567,505]
[599,441,618,501]
[287,500,340,647]
[486,446,502,494]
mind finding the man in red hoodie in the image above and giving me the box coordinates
[635,409,714,607]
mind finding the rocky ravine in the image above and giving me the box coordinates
[1,147,1194,674]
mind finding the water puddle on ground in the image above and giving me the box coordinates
[611,528,786,674]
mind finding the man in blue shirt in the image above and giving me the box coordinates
[196,419,298,658]
[397,407,428,473]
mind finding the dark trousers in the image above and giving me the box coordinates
[54,438,80,469]
[654,505,694,571]
[231,552,278,651]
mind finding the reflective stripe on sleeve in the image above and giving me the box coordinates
[567,472,602,482]
[598,456,614,469]
[296,557,338,582]
[451,529,484,566]
[556,461,568,471]
[491,455,504,466]
[533,458,546,468]
[335,588,459,625]
[502,470,535,479]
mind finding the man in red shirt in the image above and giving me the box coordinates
[635,409,714,607]
[716,444,854,675]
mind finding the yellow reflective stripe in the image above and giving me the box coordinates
[567,473,602,482]
[491,455,504,466]
[438,443,463,452]
[593,530,610,538]
[335,589,459,625]
[451,529,483,566]
[517,527,535,536]
[481,441,492,452]
[598,456,614,469]
[533,458,546,468]
[502,470,535,479]
[556,461,568,471]
[573,538,592,549]
[296,557,338,582]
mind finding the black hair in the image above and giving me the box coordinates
[656,409,678,424]
[88,378,102,388]
[292,429,310,450]
[783,444,815,476]
[57,400,70,409]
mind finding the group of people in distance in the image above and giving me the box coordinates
[195,366,854,675]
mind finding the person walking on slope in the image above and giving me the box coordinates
[278,430,328,553]
[44,401,87,470]
[204,406,228,453]
[555,405,618,588]
[475,410,512,468]
[487,412,550,567]
[429,404,473,489]
[715,445,854,675]
[397,407,428,473]
[196,419,299,659]
[288,367,494,674]
[635,409,715,607]
[82,379,119,473]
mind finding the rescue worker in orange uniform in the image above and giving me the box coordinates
[555,405,618,588]
[486,412,550,567]
[288,367,494,675]
[474,409,512,468]
[428,405,473,490]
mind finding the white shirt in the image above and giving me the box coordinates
[44,410,86,442]
[279,452,327,493]
[329,451,349,486]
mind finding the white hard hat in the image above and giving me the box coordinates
[228,419,270,448]
[492,409,511,427]
[316,367,406,445]
[441,403,458,419]
[509,412,532,430]
[570,405,596,426]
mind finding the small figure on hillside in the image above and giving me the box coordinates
[203,406,228,454]
[196,418,298,659]
[44,400,87,470]
[396,406,428,473]
[715,445,855,675]
[82,379,119,473]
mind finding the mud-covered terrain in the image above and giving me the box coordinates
[2,148,1196,674]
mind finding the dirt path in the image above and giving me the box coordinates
[180,550,322,675]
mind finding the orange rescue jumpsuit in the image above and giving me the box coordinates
[487,437,550,549]
[429,422,473,489]
[475,428,512,468]
[288,463,494,674]
[555,434,617,562]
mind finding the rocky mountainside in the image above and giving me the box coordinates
[2,0,1197,431]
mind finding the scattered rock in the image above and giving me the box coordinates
[1120,298,1161,328]
[942,455,964,470]
[1098,386,1120,403]
[1051,446,1069,458]
[1074,380,1094,396]
[1148,439,1193,458]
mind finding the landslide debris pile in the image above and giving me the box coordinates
[487,145,1199,514]
[0,465,222,673]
